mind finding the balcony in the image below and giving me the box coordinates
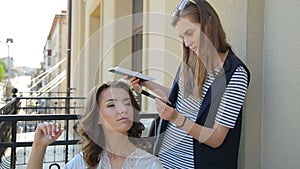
[0,91,159,169]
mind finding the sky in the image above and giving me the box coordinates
[0,0,67,68]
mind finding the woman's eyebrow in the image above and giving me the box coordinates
[179,28,193,38]
[105,98,131,103]
[105,98,117,103]
[123,98,131,102]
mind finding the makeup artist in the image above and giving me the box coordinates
[128,0,250,168]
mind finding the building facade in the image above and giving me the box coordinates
[41,10,68,95]
[69,0,300,169]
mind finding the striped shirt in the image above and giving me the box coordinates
[158,66,248,169]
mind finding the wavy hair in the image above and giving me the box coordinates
[78,80,145,167]
[172,0,230,98]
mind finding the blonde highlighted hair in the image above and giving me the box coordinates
[172,0,230,98]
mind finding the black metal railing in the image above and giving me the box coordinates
[16,96,85,115]
[0,114,80,169]
[0,95,159,168]
[18,91,74,97]
[0,98,20,168]
[0,98,19,115]
[0,95,85,168]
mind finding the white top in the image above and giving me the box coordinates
[64,148,163,169]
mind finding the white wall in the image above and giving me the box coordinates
[208,0,263,168]
[208,0,247,59]
[142,0,182,112]
[263,0,300,168]
[211,0,300,168]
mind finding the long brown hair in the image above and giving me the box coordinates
[172,0,230,98]
[78,80,145,167]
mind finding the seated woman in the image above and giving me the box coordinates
[27,80,163,169]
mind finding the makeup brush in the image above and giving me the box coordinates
[133,86,173,107]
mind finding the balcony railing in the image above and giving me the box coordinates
[0,95,85,169]
[0,114,80,169]
[0,93,159,169]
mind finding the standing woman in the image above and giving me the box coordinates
[129,0,250,168]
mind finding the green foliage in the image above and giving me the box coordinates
[0,65,5,82]
[0,59,8,72]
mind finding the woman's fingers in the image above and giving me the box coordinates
[51,122,56,137]
[33,122,64,147]
[126,76,141,86]
[130,77,139,85]
[46,122,53,139]
[37,122,49,136]
[38,122,63,139]
[126,77,143,92]
[51,125,64,140]
[155,99,168,116]
[57,123,61,132]
[123,75,136,82]
[132,84,142,93]
[155,99,177,122]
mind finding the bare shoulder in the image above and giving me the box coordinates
[64,153,86,169]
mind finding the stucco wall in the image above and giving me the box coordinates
[208,0,263,168]
[142,0,182,112]
[263,0,300,168]
[210,0,300,168]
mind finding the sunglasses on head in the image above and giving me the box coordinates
[173,0,211,18]
[173,0,196,16]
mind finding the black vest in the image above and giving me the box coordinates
[154,49,250,169]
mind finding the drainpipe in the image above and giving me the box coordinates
[66,0,72,114]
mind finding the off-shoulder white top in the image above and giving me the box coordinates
[64,148,163,169]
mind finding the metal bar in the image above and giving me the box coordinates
[0,113,158,121]
[11,120,17,169]
[65,120,70,163]
[16,96,85,100]
[17,106,84,110]
[66,0,72,114]
[0,114,79,121]
[0,140,80,147]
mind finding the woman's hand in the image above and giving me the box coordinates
[27,122,63,169]
[33,122,64,147]
[125,76,144,93]
[155,98,178,123]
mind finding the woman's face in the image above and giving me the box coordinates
[98,87,134,134]
[175,16,201,55]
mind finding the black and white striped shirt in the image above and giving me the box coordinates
[158,66,248,169]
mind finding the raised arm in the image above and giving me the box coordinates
[128,77,171,98]
[27,122,63,169]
